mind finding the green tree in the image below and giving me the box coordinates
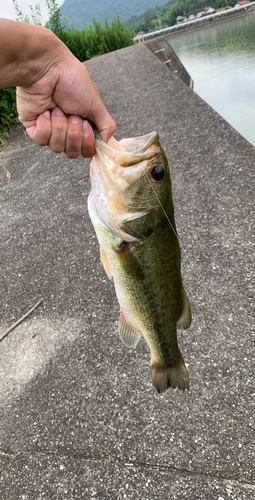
[45,0,68,38]
[63,17,134,61]
[12,0,67,37]
[12,0,43,24]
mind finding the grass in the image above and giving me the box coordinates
[0,87,19,152]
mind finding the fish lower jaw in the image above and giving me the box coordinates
[151,359,189,394]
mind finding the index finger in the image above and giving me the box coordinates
[25,110,52,146]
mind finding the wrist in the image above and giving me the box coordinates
[0,19,71,88]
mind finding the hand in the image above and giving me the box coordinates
[42,108,96,159]
[16,44,116,158]
[26,107,97,159]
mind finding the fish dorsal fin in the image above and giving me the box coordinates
[118,311,141,348]
[177,286,192,330]
[100,247,112,280]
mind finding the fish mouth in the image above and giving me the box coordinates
[91,130,162,199]
[94,131,160,169]
[89,131,163,242]
[91,131,163,190]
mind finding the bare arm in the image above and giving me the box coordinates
[0,19,116,158]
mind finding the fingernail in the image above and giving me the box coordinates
[83,120,92,136]
[44,110,51,119]
[54,107,65,116]
[69,115,80,124]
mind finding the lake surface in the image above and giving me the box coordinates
[168,13,255,147]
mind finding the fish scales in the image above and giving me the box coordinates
[88,131,192,394]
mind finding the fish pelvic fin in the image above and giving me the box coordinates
[151,357,189,394]
[177,286,192,330]
[118,311,141,348]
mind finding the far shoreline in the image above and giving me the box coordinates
[142,6,255,42]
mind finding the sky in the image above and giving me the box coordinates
[1,0,64,24]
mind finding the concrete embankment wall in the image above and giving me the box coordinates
[145,38,193,88]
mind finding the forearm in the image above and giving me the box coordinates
[0,18,70,89]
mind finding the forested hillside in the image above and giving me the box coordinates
[124,0,237,33]
[59,0,167,28]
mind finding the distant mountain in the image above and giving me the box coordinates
[59,0,168,28]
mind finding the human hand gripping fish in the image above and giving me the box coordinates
[88,131,192,394]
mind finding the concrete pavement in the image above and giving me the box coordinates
[0,42,254,499]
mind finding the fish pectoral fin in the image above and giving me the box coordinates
[118,311,141,348]
[177,286,192,330]
[113,242,144,281]
[100,247,112,280]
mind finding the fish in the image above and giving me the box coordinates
[88,131,192,394]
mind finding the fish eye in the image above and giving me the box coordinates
[150,166,164,181]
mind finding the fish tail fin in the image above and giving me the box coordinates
[151,357,189,394]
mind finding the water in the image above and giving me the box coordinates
[168,13,255,147]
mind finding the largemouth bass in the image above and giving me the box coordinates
[88,131,191,394]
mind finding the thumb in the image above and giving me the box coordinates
[89,97,116,143]
[96,112,116,143]
[83,77,116,142]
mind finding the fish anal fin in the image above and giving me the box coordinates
[177,286,192,330]
[118,311,141,348]
[151,357,189,394]
[100,247,112,280]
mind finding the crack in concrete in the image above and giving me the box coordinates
[0,447,254,488]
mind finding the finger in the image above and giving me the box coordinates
[25,110,52,146]
[96,113,116,144]
[65,115,83,159]
[85,80,116,143]
[81,75,116,143]
[48,107,68,153]
[81,120,95,158]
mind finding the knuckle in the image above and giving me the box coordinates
[56,122,68,132]
[36,135,50,146]
[68,131,83,142]
[51,145,64,153]
[48,138,64,153]
[81,146,95,158]
[65,151,80,159]
[53,123,67,135]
